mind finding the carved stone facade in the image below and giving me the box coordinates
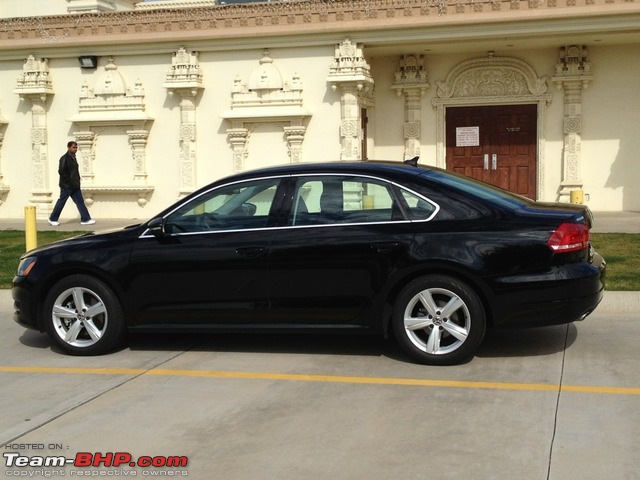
[0,0,638,217]
[1,0,635,45]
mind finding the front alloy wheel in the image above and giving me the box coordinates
[393,275,486,365]
[44,275,125,355]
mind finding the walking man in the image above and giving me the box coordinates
[48,141,95,226]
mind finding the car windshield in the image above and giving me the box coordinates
[421,169,532,210]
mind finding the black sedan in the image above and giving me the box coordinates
[12,160,606,365]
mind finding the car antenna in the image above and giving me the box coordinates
[404,156,419,167]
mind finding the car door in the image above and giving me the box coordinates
[266,174,418,329]
[126,176,284,327]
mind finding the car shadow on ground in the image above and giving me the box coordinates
[475,323,577,359]
[19,323,577,364]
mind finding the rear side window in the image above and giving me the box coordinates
[398,188,438,220]
[290,176,402,226]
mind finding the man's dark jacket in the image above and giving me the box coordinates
[58,152,81,190]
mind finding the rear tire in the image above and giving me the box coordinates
[43,274,126,355]
[392,275,486,365]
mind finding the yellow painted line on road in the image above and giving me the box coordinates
[1,365,639,396]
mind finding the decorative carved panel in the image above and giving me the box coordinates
[222,50,310,171]
[68,57,154,206]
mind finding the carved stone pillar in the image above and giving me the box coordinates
[284,125,306,163]
[179,94,198,195]
[0,115,8,204]
[339,85,363,161]
[552,46,592,202]
[14,56,54,218]
[228,128,249,172]
[127,130,149,185]
[392,54,430,160]
[164,48,204,196]
[74,131,96,184]
[327,39,374,161]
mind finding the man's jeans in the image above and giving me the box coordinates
[49,187,91,222]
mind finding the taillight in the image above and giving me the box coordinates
[547,222,589,253]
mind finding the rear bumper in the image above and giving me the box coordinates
[488,252,606,329]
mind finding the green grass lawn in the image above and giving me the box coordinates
[0,230,638,290]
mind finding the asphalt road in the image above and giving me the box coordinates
[1,289,639,480]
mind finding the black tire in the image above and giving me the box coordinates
[392,275,486,366]
[43,274,126,355]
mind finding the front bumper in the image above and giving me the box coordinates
[12,277,41,331]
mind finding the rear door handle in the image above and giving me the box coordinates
[236,247,267,258]
[370,242,402,253]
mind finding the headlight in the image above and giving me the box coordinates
[16,257,37,277]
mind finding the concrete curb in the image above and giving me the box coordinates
[598,291,640,313]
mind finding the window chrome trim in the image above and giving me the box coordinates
[139,171,440,238]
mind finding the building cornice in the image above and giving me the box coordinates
[1,0,639,56]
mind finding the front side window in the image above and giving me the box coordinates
[165,178,280,233]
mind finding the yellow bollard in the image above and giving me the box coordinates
[362,195,374,210]
[570,189,584,204]
[24,206,38,252]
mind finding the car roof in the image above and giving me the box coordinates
[217,160,434,183]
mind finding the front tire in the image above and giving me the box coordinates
[392,275,486,365]
[43,275,126,355]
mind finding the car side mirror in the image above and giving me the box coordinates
[147,217,165,237]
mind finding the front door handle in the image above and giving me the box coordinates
[484,154,489,170]
[236,247,266,258]
[492,154,497,170]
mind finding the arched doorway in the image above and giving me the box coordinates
[432,54,552,200]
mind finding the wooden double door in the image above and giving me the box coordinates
[446,104,537,199]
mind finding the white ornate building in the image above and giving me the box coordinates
[0,0,638,220]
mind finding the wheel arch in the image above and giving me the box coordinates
[381,262,496,337]
[34,265,127,331]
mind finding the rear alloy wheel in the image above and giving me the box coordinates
[44,275,125,355]
[392,275,486,365]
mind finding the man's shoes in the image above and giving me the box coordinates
[80,219,96,225]
[48,220,60,226]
